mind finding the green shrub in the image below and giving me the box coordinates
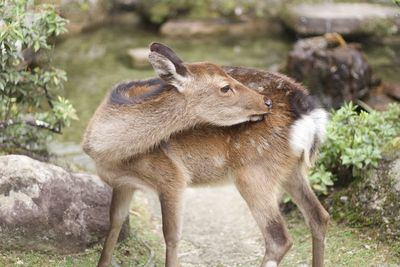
[136,0,272,25]
[0,0,77,157]
[310,103,400,194]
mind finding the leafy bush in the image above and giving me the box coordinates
[310,103,400,195]
[136,0,272,25]
[0,0,77,157]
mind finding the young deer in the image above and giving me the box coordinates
[82,43,271,165]
[95,66,330,267]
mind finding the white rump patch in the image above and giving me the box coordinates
[289,109,328,166]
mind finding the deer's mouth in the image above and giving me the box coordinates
[249,114,266,122]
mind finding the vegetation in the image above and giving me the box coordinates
[0,0,77,157]
[310,103,400,195]
[1,210,398,266]
[0,193,164,267]
[136,0,273,25]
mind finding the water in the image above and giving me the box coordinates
[52,25,400,144]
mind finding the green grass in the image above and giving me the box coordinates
[1,209,399,267]
[0,194,164,267]
[280,212,400,267]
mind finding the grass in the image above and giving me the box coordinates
[1,207,399,267]
[280,212,400,267]
[0,193,164,267]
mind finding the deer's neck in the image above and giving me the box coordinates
[137,89,197,148]
[158,90,194,127]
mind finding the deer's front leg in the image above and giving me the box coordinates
[98,186,134,267]
[159,189,185,267]
[234,166,293,267]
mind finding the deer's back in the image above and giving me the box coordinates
[112,67,321,188]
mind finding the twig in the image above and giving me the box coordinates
[355,99,373,113]
[0,118,61,133]
[42,85,54,109]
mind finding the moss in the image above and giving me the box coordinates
[362,17,399,37]
[0,192,164,267]
[328,157,400,256]
[280,211,399,266]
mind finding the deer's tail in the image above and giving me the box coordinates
[289,107,328,167]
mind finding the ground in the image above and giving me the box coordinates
[1,185,399,267]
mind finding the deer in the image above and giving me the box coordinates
[92,64,330,267]
[82,43,272,166]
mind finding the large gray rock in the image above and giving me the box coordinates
[0,155,128,254]
[160,19,276,37]
[127,48,150,69]
[282,3,400,37]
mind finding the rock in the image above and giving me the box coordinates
[160,19,277,37]
[113,0,139,10]
[0,155,128,254]
[282,3,400,37]
[109,11,140,27]
[127,48,150,69]
[339,196,348,204]
[330,154,400,244]
[365,84,398,111]
[52,0,112,35]
[383,82,400,101]
[286,34,373,108]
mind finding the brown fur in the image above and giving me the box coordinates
[82,44,271,166]
[95,67,329,267]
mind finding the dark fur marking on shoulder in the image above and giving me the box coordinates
[288,91,320,119]
[109,78,166,105]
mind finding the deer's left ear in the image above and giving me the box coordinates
[148,42,190,93]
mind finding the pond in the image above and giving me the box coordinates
[53,25,400,144]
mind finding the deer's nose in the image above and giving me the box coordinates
[264,96,272,109]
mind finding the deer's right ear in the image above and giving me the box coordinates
[148,42,189,93]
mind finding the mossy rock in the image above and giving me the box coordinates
[328,153,400,255]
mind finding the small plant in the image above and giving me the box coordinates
[0,0,77,157]
[310,102,400,195]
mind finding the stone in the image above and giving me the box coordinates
[0,155,128,254]
[364,84,398,111]
[113,0,139,10]
[282,3,400,37]
[330,154,400,244]
[286,34,373,108]
[127,48,150,69]
[383,82,400,101]
[160,19,275,37]
[46,0,112,35]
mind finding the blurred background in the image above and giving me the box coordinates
[1,0,400,266]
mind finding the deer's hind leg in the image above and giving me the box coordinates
[234,166,293,267]
[283,165,329,267]
[98,186,134,267]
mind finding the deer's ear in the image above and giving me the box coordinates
[148,42,189,93]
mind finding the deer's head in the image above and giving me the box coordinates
[148,42,272,126]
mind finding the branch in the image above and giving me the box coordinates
[0,118,61,133]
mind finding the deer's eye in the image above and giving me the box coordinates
[220,85,232,94]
